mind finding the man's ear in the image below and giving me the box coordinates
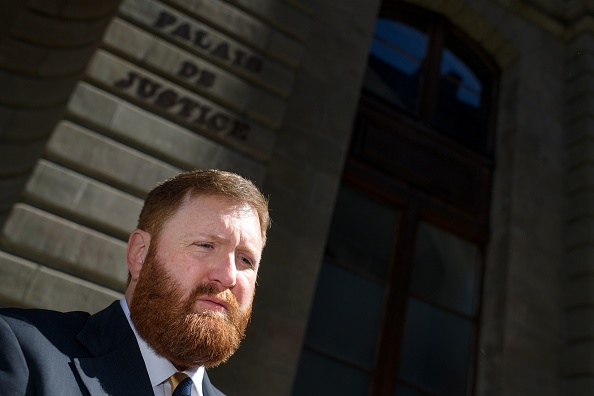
[127,229,151,283]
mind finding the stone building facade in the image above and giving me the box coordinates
[0,0,591,395]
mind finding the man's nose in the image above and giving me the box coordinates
[208,252,237,288]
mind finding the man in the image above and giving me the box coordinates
[0,169,270,395]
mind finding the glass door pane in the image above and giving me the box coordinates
[326,185,400,281]
[410,222,481,315]
[396,222,480,395]
[398,298,474,395]
[293,185,401,395]
[293,349,373,396]
[304,262,387,369]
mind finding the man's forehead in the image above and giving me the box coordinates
[166,195,260,232]
[183,194,260,222]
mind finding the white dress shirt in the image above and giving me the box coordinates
[120,299,205,396]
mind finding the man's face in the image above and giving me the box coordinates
[129,194,264,369]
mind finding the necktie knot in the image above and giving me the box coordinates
[169,372,193,396]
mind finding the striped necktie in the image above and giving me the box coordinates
[170,372,193,396]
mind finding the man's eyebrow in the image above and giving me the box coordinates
[184,233,261,254]
[186,233,228,242]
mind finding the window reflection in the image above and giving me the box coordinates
[372,19,427,75]
[363,13,495,154]
[434,35,490,151]
[440,48,482,108]
[410,222,480,316]
[365,18,428,112]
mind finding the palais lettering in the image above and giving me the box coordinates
[154,11,263,74]
[114,71,250,141]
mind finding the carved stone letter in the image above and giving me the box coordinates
[154,11,176,28]
[177,61,198,78]
[114,71,138,89]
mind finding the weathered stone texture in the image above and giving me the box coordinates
[568,245,594,275]
[1,204,128,291]
[0,250,121,313]
[567,275,594,308]
[566,190,594,225]
[0,37,97,76]
[27,0,121,19]
[0,141,46,176]
[567,94,594,126]
[223,0,311,40]
[85,50,276,160]
[162,0,305,67]
[567,306,594,341]
[564,340,594,375]
[0,68,81,107]
[10,8,114,47]
[67,82,266,184]
[23,160,142,239]
[561,4,594,391]
[102,18,286,128]
[567,163,594,193]
[0,105,66,142]
[0,0,123,226]
[0,251,38,307]
[0,175,30,212]
[46,121,181,196]
[118,0,295,93]
[565,377,594,396]
[22,265,122,313]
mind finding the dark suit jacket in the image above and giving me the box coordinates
[0,301,225,395]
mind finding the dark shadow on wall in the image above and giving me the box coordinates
[0,0,124,228]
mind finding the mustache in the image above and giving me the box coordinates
[186,282,238,308]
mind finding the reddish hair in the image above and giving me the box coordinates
[137,169,270,245]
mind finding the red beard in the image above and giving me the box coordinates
[129,246,252,369]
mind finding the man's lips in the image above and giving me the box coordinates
[195,296,229,312]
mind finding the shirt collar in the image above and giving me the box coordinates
[120,298,205,396]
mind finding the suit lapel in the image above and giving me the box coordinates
[202,371,225,396]
[73,301,153,396]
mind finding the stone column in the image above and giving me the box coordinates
[564,5,594,395]
[0,0,122,227]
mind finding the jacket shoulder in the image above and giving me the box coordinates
[0,307,90,333]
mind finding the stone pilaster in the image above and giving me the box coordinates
[563,6,594,394]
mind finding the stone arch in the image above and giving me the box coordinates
[0,0,123,225]
[401,0,519,69]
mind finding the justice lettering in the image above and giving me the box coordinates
[115,71,250,140]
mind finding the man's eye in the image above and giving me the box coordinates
[196,242,214,249]
[240,256,254,268]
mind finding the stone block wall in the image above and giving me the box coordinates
[0,0,309,314]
